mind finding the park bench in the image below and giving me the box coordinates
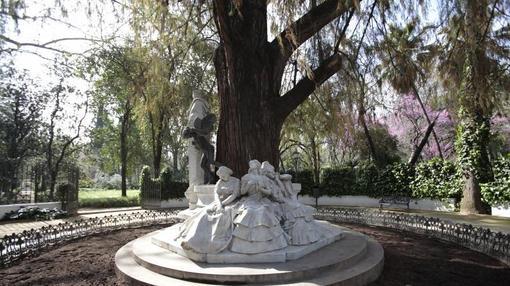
[379,195,411,210]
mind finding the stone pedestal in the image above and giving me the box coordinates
[115,223,384,285]
[185,144,204,210]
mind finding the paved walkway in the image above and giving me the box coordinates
[384,208,510,234]
[0,207,144,237]
[1,206,509,237]
[330,206,510,234]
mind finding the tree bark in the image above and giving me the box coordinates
[120,101,131,197]
[408,119,436,166]
[458,0,493,215]
[460,171,484,215]
[411,84,444,159]
[212,0,355,177]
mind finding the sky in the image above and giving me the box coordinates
[2,0,133,138]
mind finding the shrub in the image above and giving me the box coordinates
[481,155,510,205]
[79,176,94,188]
[320,167,356,196]
[3,206,67,221]
[286,170,315,196]
[160,167,187,200]
[373,162,414,197]
[354,161,379,197]
[139,166,186,202]
[411,158,462,200]
[79,196,140,208]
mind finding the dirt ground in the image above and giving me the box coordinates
[0,223,509,286]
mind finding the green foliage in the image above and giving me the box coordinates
[56,183,75,202]
[294,160,463,200]
[79,176,94,188]
[455,108,492,182]
[79,188,140,208]
[139,166,186,201]
[286,170,315,196]
[411,158,462,200]
[140,165,152,188]
[374,162,415,197]
[481,155,510,205]
[354,161,379,195]
[321,167,357,196]
[354,124,402,167]
[3,206,67,221]
[160,166,187,200]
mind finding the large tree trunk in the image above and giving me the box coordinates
[460,171,484,215]
[212,0,354,177]
[214,42,284,176]
[213,2,283,177]
[458,0,493,215]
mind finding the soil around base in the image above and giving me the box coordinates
[0,223,509,286]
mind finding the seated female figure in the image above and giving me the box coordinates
[230,160,288,254]
[178,166,240,254]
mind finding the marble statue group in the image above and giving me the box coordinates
[114,89,381,285]
[175,160,327,257]
[171,89,341,261]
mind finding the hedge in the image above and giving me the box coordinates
[481,155,510,205]
[140,166,187,201]
[290,160,460,200]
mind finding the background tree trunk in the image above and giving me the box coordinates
[120,103,131,197]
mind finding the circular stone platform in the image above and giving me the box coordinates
[115,223,384,285]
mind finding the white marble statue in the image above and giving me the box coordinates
[230,160,287,254]
[178,166,240,254]
[183,90,210,209]
[172,159,332,257]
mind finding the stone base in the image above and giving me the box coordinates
[151,220,343,263]
[115,223,384,285]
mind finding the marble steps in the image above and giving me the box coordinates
[115,227,384,285]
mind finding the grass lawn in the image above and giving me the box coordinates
[79,188,140,208]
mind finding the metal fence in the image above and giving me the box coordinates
[0,163,79,205]
[0,209,184,267]
[315,208,510,266]
[1,207,509,268]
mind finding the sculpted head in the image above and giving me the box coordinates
[260,161,275,178]
[216,166,233,181]
[248,160,261,175]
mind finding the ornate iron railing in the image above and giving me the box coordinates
[1,207,509,268]
[0,209,184,267]
[315,208,510,266]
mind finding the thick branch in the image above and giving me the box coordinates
[270,0,356,64]
[275,53,345,120]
